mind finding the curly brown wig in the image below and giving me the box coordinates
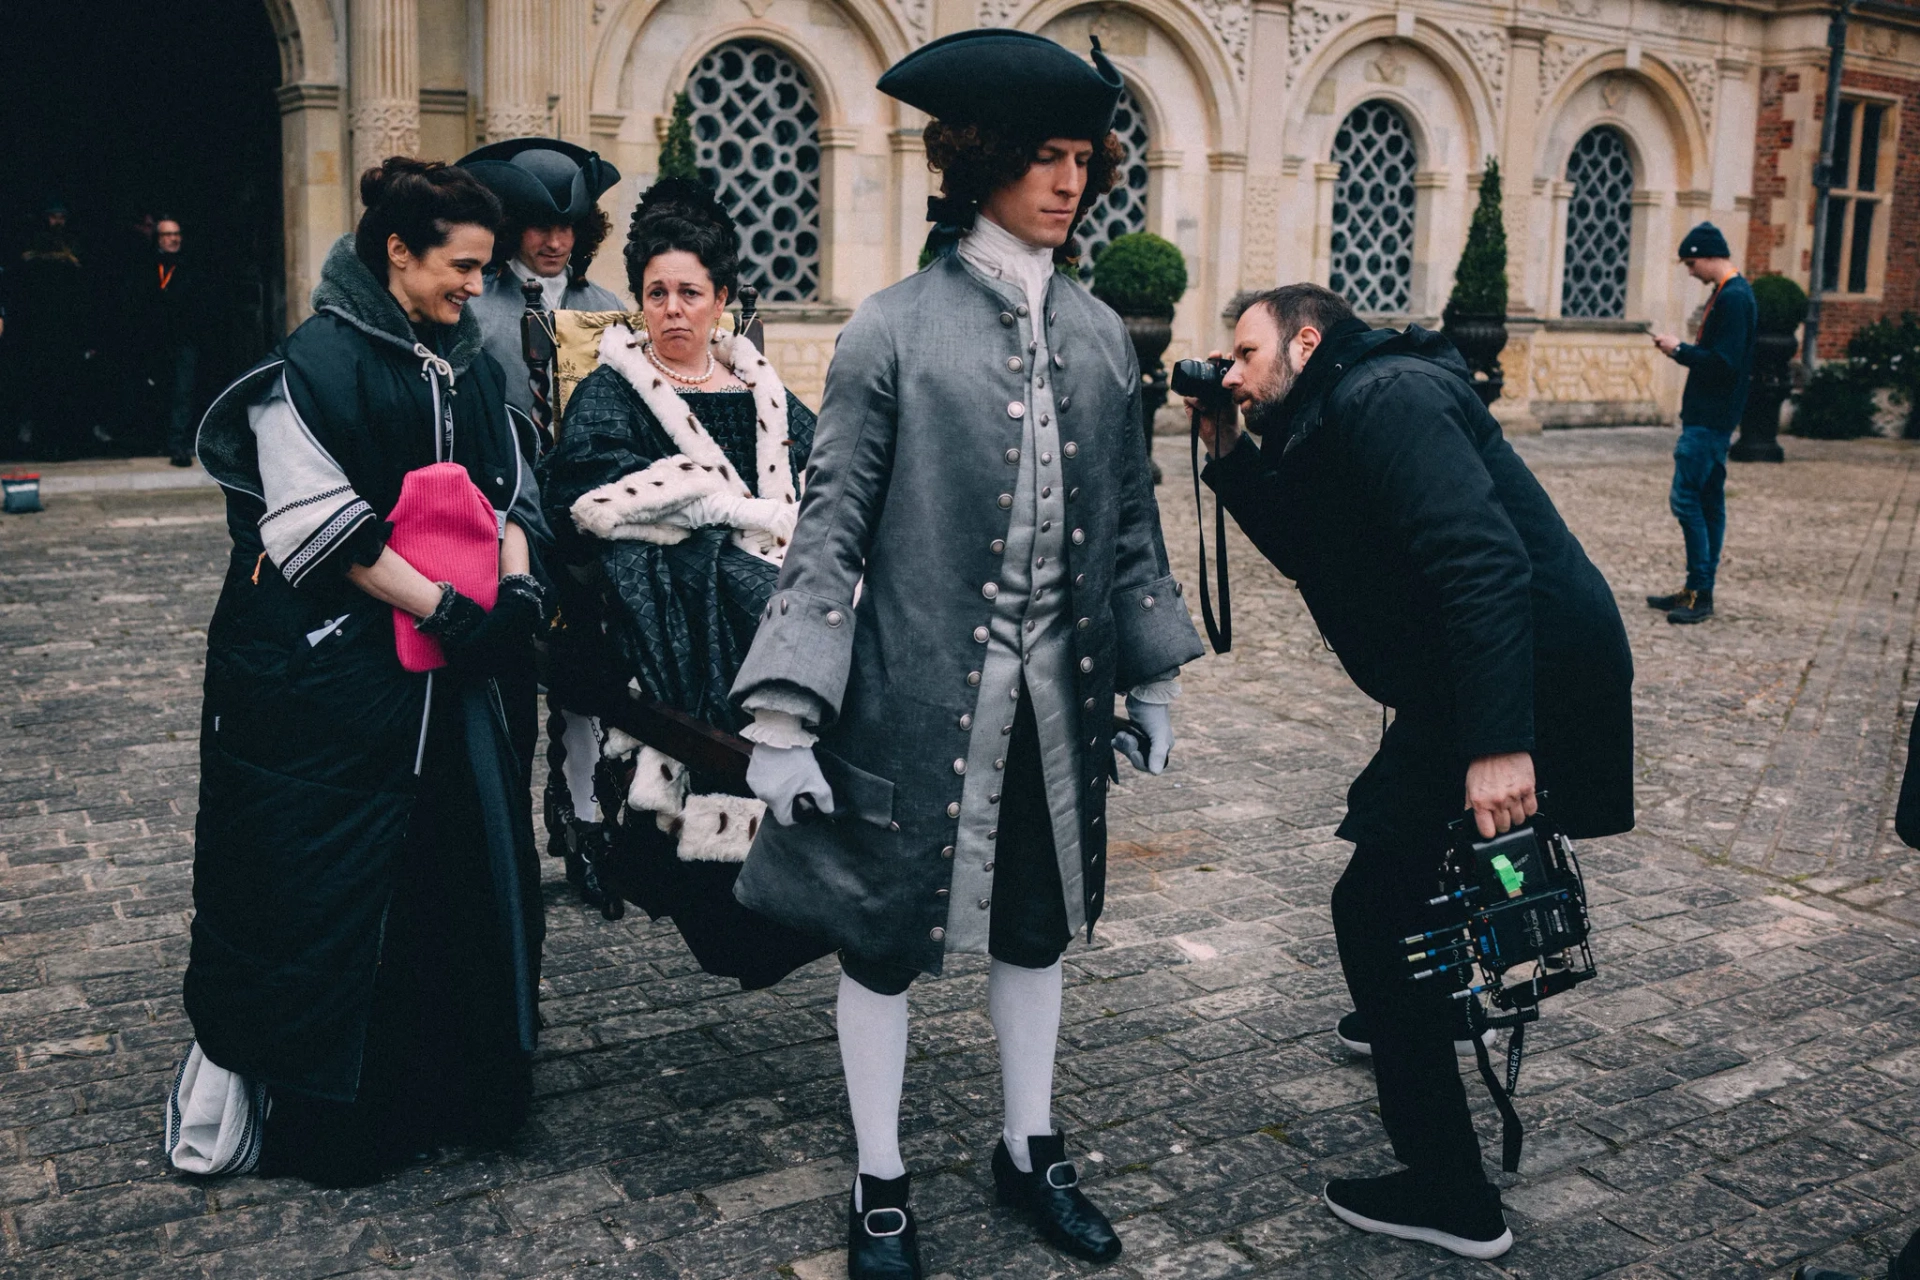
[923,120,1122,259]
[491,206,613,285]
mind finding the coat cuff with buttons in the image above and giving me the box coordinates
[730,589,857,724]
[1111,573,1207,690]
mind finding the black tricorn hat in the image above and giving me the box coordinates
[457,138,621,225]
[877,29,1123,141]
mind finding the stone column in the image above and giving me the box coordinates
[1239,0,1291,295]
[552,0,592,146]
[1311,160,1342,285]
[1411,169,1450,317]
[280,82,351,324]
[1207,151,1247,339]
[1544,178,1575,317]
[889,126,929,283]
[1712,57,1757,262]
[1501,24,1549,316]
[818,125,862,305]
[349,0,421,185]
[485,0,550,142]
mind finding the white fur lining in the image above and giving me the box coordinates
[675,793,766,863]
[571,324,798,565]
[601,727,642,760]
[627,746,689,829]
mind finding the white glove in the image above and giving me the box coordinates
[747,742,836,826]
[684,492,798,555]
[1115,696,1174,775]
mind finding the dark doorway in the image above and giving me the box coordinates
[0,0,282,456]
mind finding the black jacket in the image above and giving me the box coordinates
[1204,321,1634,844]
[1674,274,1756,432]
[186,238,546,1099]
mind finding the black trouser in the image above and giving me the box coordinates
[843,688,1071,996]
[1331,839,1486,1184]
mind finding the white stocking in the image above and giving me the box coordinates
[988,958,1063,1173]
[559,712,600,818]
[837,971,909,1206]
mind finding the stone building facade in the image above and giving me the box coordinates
[261,0,1920,425]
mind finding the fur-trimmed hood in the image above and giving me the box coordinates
[310,235,486,379]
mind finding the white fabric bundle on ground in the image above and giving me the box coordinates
[165,1042,269,1176]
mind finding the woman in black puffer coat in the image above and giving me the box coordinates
[177,158,549,1186]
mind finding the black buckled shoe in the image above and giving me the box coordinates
[993,1133,1121,1264]
[848,1173,921,1280]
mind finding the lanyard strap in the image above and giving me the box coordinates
[1189,410,1231,653]
[157,263,175,291]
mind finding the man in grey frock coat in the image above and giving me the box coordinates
[730,30,1204,1280]
[460,138,624,906]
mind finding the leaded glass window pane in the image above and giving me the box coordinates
[1562,126,1633,319]
[688,40,821,302]
[1082,87,1151,270]
[1329,101,1416,314]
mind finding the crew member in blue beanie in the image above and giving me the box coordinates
[1648,221,1755,624]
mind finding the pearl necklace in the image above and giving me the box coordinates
[641,338,716,386]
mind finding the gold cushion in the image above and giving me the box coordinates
[549,309,736,418]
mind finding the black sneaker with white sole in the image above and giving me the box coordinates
[1335,1010,1498,1059]
[1324,1170,1512,1259]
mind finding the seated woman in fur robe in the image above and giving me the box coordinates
[539,178,829,986]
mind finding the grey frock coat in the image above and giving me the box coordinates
[468,268,622,421]
[730,251,1204,975]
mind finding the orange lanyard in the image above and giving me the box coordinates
[157,263,175,291]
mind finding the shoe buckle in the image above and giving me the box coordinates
[862,1207,909,1238]
[1044,1160,1078,1190]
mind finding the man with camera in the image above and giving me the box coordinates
[1186,284,1635,1258]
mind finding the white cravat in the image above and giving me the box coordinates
[959,214,1055,320]
[509,256,569,312]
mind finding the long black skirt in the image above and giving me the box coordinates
[258,688,535,1186]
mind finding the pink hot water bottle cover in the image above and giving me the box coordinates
[386,462,500,672]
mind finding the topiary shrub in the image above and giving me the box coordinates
[1752,274,1808,335]
[1790,363,1878,439]
[659,92,699,182]
[1847,312,1920,438]
[1089,232,1188,318]
[1444,158,1508,321]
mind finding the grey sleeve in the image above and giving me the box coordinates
[730,302,899,723]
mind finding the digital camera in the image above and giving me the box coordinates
[1170,355,1234,409]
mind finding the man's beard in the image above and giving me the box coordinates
[1238,360,1297,437]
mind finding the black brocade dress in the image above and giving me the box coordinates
[540,371,833,987]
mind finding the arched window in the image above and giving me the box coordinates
[1081,86,1151,270]
[1562,126,1633,319]
[687,40,821,302]
[1329,101,1416,315]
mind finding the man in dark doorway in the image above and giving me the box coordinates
[125,216,205,465]
[1648,222,1755,626]
[13,200,95,459]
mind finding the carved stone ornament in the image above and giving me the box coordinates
[1365,48,1407,85]
[1600,72,1629,110]
[350,101,421,174]
[1241,171,1283,287]
[1656,2,1708,37]
[592,0,608,22]
[485,103,554,142]
[1556,0,1601,18]
[1196,0,1252,80]
[1673,56,1717,132]
[1452,24,1508,114]
[1540,38,1594,100]
[895,0,930,43]
[977,0,1024,24]
[1289,3,1352,88]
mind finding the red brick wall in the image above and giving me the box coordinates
[1817,69,1920,354]
[1752,65,1920,355]
[1746,67,1798,279]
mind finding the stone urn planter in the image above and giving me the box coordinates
[1090,232,1188,486]
[1730,329,1797,463]
[1121,312,1173,484]
[1443,313,1508,409]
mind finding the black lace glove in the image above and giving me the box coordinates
[416,575,543,677]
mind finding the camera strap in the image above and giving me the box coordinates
[1189,410,1231,653]
[1466,1001,1527,1173]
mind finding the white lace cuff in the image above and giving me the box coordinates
[740,708,818,749]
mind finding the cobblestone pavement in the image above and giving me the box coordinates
[6,428,1920,1279]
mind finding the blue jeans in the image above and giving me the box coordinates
[1670,425,1731,593]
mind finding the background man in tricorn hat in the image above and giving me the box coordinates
[459,137,623,898]
[459,137,622,424]
[1648,220,1756,625]
[729,28,1203,1279]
